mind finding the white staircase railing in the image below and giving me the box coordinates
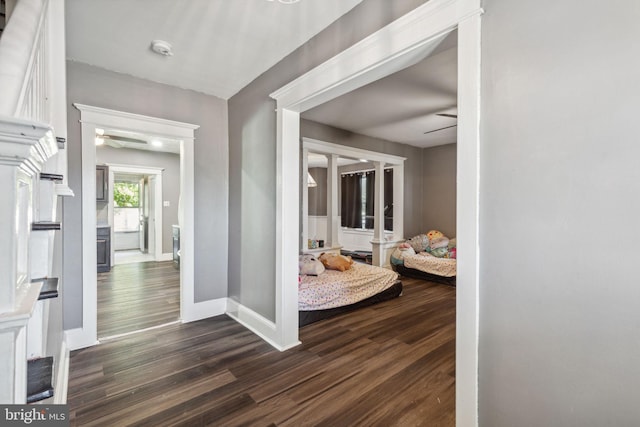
[0,0,70,404]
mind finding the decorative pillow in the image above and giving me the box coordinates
[430,247,449,258]
[298,254,325,276]
[407,234,429,252]
[430,236,449,250]
[390,243,416,265]
[448,237,457,249]
[318,252,353,272]
[449,247,457,259]
[426,230,444,241]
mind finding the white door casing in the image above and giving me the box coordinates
[269,0,482,425]
[67,104,200,350]
[107,164,164,263]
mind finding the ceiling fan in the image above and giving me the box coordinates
[424,112,458,135]
[98,134,148,148]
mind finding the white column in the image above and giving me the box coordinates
[326,154,339,248]
[371,161,385,266]
[48,0,73,197]
[301,148,309,251]
[392,163,404,241]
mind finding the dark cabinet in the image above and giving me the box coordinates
[96,165,108,202]
[97,226,111,273]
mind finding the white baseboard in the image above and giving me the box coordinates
[157,252,174,262]
[65,327,98,351]
[54,340,70,404]
[181,297,227,323]
[226,299,300,352]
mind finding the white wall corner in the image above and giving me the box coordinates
[226,299,300,352]
[64,327,98,351]
[181,297,227,323]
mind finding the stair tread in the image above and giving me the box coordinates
[33,277,59,300]
[27,357,54,404]
[40,172,64,181]
[31,221,61,231]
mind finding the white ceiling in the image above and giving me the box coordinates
[96,128,181,154]
[67,1,457,152]
[302,31,458,149]
[66,0,363,100]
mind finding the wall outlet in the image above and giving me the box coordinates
[163,201,170,207]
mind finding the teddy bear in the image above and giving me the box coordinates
[318,252,354,271]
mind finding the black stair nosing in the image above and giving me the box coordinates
[55,137,65,149]
[27,356,54,404]
[32,277,59,300]
[31,222,61,231]
[40,172,64,182]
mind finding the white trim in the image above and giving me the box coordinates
[64,327,98,351]
[107,163,165,174]
[303,138,406,165]
[456,11,482,426]
[158,252,174,262]
[72,104,199,351]
[181,297,227,323]
[99,320,180,341]
[226,299,301,352]
[303,137,407,265]
[105,163,164,263]
[53,339,69,404]
[270,0,482,424]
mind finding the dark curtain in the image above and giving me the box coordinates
[364,171,375,229]
[384,169,393,231]
[341,174,362,228]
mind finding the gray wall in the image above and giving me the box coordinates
[228,0,429,321]
[64,61,229,329]
[422,143,456,238]
[96,146,180,254]
[479,0,640,425]
[307,167,327,216]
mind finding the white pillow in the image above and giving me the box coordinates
[298,254,325,276]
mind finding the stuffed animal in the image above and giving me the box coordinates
[407,234,429,252]
[390,242,416,265]
[298,254,325,276]
[426,229,444,241]
[429,236,449,250]
[318,252,354,272]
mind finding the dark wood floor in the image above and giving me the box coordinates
[69,276,455,426]
[97,261,180,338]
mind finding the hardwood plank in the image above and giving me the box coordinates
[68,277,455,426]
[97,260,180,337]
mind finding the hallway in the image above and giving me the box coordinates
[97,261,180,338]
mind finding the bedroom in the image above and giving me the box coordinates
[296,31,458,325]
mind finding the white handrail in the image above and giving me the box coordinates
[0,0,49,120]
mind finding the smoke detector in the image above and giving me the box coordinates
[150,40,173,57]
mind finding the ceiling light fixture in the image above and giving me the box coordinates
[151,140,163,147]
[150,40,173,57]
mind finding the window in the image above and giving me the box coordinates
[113,181,140,232]
[341,169,393,230]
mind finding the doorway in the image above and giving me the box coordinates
[269,0,482,424]
[94,132,181,339]
[70,104,199,350]
[106,165,165,266]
